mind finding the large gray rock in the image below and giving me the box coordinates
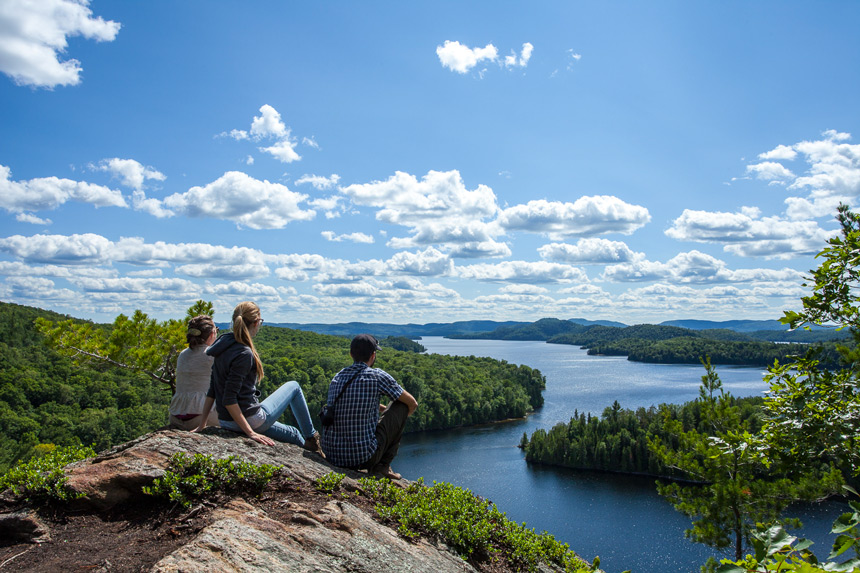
[152,498,476,573]
[64,428,345,511]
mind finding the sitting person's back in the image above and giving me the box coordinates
[321,334,417,479]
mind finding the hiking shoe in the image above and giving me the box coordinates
[303,432,324,457]
[371,464,401,480]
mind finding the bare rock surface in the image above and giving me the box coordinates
[153,498,475,573]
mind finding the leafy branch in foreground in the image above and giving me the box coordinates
[356,476,595,572]
[648,358,842,568]
[142,452,281,508]
[35,300,213,394]
[0,444,95,503]
[717,486,860,573]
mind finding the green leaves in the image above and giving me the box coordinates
[356,476,593,572]
[35,300,213,394]
[0,444,95,503]
[142,453,281,508]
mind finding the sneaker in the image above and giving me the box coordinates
[303,431,324,457]
[371,464,401,480]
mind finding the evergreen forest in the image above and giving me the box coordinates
[0,300,544,473]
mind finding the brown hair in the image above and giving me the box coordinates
[186,315,215,348]
[232,301,264,380]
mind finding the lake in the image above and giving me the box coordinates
[394,337,846,573]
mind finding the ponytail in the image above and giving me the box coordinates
[232,301,264,381]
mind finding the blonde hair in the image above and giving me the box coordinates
[232,301,264,380]
[186,315,215,348]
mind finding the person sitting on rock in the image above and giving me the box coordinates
[321,334,418,479]
[167,315,220,430]
[193,301,322,454]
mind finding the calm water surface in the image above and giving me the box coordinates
[395,337,846,573]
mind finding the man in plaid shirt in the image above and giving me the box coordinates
[321,334,418,479]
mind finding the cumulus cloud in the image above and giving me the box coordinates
[250,104,287,139]
[602,249,804,285]
[221,104,302,164]
[666,208,833,258]
[93,158,165,191]
[16,212,52,225]
[0,164,126,214]
[457,261,588,284]
[743,130,860,219]
[497,196,651,239]
[260,139,301,163]
[0,0,120,88]
[0,233,113,264]
[746,161,794,183]
[296,174,341,190]
[538,238,641,264]
[436,40,498,74]
[321,231,374,244]
[504,42,533,68]
[341,170,505,257]
[387,247,454,276]
[162,171,314,229]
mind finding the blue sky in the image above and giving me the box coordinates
[1,1,859,325]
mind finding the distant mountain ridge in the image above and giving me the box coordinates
[658,319,788,332]
[268,320,530,338]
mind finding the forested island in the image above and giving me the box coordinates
[0,301,544,473]
[450,317,846,367]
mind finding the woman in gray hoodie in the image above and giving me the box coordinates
[193,301,322,454]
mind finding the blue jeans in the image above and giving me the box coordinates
[223,381,316,446]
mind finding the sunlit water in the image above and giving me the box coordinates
[395,337,846,573]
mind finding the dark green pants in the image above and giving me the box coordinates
[358,401,409,470]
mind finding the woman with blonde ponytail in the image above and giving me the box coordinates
[193,301,322,452]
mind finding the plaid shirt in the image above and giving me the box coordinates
[321,362,404,468]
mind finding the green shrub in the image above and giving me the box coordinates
[357,476,593,572]
[143,453,281,508]
[0,444,95,503]
[314,471,345,494]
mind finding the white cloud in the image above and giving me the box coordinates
[743,131,860,219]
[498,196,651,239]
[436,40,498,74]
[500,284,548,295]
[162,171,314,229]
[302,136,320,149]
[93,158,165,191]
[0,164,127,213]
[321,231,374,244]
[758,144,797,161]
[0,233,112,264]
[387,248,453,276]
[602,249,804,286]
[296,173,341,190]
[341,170,504,256]
[175,262,270,280]
[457,261,588,284]
[0,0,120,88]
[666,208,832,258]
[504,42,533,68]
[538,238,641,264]
[260,138,301,163]
[16,212,52,225]
[250,104,287,139]
[746,161,794,182]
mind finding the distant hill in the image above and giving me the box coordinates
[568,317,628,328]
[267,320,529,339]
[659,319,788,332]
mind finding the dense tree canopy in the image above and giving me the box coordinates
[0,301,545,472]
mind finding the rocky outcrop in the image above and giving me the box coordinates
[2,429,482,572]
